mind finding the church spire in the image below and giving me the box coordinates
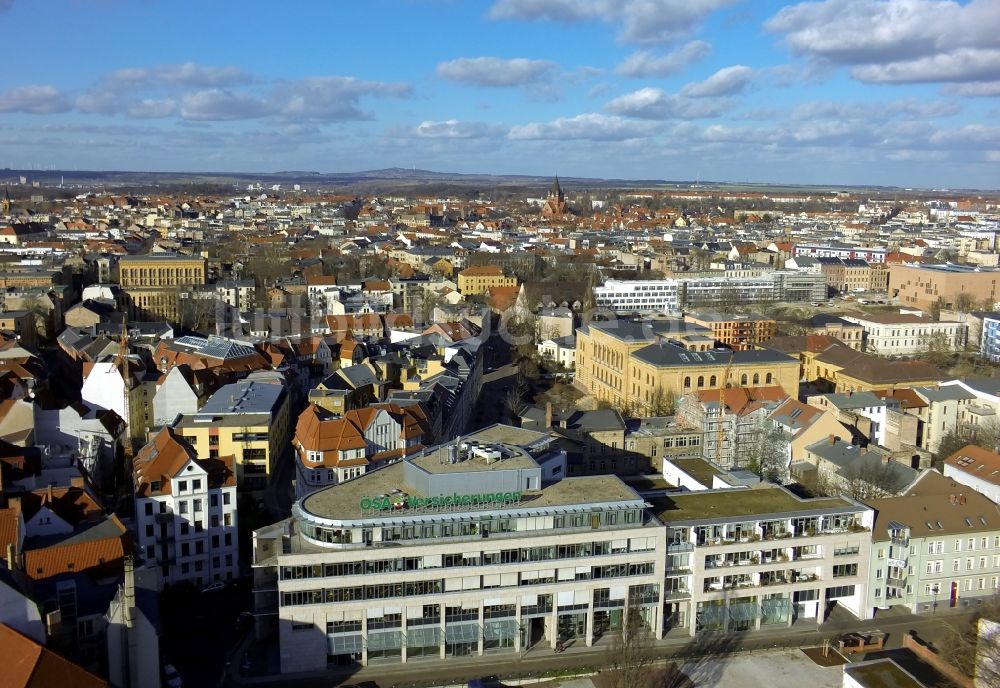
[1,187,9,215]
[551,176,563,200]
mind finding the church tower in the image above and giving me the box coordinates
[1,188,10,215]
[541,176,568,217]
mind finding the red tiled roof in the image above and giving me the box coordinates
[24,516,129,581]
[0,623,108,688]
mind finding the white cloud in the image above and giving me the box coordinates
[490,0,738,44]
[0,85,70,114]
[851,48,1000,84]
[605,87,731,119]
[274,77,410,121]
[176,77,410,122]
[766,0,1000,85]
[414,120,503,138]
[436,57,556,87]
[946,81,1000,97]
[179,90,272,121]
[508,112,658,140]
[681,65,754,97]
[616,41,712,77]
[126,98,178,119]
[103,62,252,89]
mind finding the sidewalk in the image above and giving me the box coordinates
[225,605,974,688]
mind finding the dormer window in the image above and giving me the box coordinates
[151,481,161,492]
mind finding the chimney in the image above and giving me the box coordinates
[7,495,21,514]
[6,543,16,571]
[959,494,966,505]
[828,434,836,445]
[545,402,553,429]
[949,494,956,505]
[46,483,53,502]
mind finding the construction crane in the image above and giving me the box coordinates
[715,352,734,467]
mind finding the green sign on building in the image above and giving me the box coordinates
[360,491,522,511]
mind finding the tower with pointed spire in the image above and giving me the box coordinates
[541,176,568,217]
[1,187,10,215]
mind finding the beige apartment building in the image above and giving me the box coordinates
[576,320,799,412]
[889,263,1000,311]
[118,253,208,322]
[683,313,776,351]
[456,265,516,296]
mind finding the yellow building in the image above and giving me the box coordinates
[456,265,517,295]
[576,320,799,413]
[118,253,208,322]
[806,342,943,393]
[173,380,290,491]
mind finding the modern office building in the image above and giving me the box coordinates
[133,427,239,588]
[593,273,825,313]
[251,424,673,672]
[889,263,1000,311]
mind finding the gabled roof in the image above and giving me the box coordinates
[132,427,196,497]
[696,386,788,416]
[945,444,1000,487]
[0,623,108,688]
[23,515,130,581]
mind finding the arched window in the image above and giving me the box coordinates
[765,373,773,384]
[740,373,748,386]
[697,375,705,388]
[710,375,717,387]
[753,373,760,385]
[683,376,691,390]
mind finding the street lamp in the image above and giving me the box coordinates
[931,584,940,615]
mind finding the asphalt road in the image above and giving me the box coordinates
[226,606,976,688]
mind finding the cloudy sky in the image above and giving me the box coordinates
[1,0,998,188]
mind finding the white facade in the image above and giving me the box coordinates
[135,459,239,589]
[537,338,576,369]
[594,279,681,313]
[841,316,967,356]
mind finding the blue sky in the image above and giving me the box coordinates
[0,0,997,188]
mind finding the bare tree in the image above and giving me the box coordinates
[741,419,788,482]
[955,291,978,313]
[940,593,1000,687]
[919,330,954,369]
[839,459,906,501]
[936,420,1000,463]
[647,386,677,417]
[604,607,656,688]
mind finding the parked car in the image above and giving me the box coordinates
[163,663,182,688]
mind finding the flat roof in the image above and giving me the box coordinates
[653,485,857,525]
[671,458,725,489]
[410,443,537,474]
[843,659,925,688]
[299,461,643,523]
